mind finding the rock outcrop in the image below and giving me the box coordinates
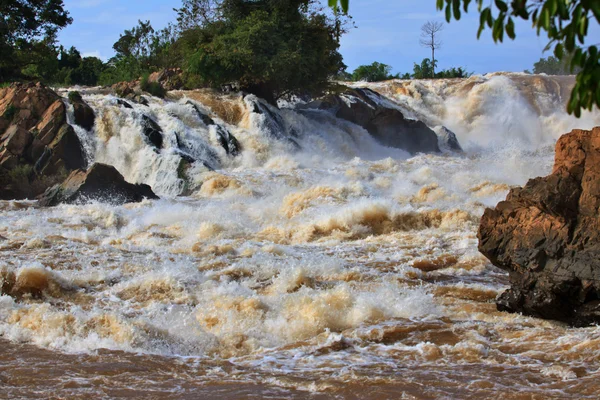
[478,126,600,326]
[303,88,440,154]
[186,101,240,156]
[148,68,184,91]
[38,163,159,206]
[0,83,86,200]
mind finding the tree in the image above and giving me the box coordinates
[182,0,347,104]
[420,21,443,77]
[0,0,72,81]
[329,0,600,116]
[532,55,582,75]
[351,62,394,82]
[412,58,436,79]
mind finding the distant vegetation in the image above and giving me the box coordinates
[345,59,471,82]
[526,55,582,76]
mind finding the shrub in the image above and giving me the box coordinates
[140,74,166,98]
[68,91,82,103]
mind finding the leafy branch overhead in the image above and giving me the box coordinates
[330,0,600,117]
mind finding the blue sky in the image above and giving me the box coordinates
[57,0,594,75]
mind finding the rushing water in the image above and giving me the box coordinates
[2,74,600,399]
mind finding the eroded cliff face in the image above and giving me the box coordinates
[0,83,87,199]
[479,126,600,326]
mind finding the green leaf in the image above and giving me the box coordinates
[446,4,452,22]
[494,0,508,13]
[453,0,462,20]
[506,18,515,39]
[554,43,563,59]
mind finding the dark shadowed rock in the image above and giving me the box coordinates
[117,99,133,109]
[245,96,300,149]
[435,126,463,152]
[72,99,96,131]
[186,101,240,156]
[38,163,159,207]
[141,115,163,149]
[303,88,439,154]
[478,126,600,326]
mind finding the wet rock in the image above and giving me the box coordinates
[117,99,133,109]
[186,101,240,156]
[42,124,87,173]
[435,126,463,152]
[141,115,163,149]
[38,163,159,207]
[478,126,600,326]
[303,88,439,154]
[112,81,136,98]
[245,96,300,149]
[69,94,95,131]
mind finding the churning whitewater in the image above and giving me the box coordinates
[2,73,600,398]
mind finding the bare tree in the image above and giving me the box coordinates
[420,21,444,78]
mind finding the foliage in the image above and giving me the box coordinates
[0,0,72,82]
[412,58,436,79]
[181,0,347,103]
[533,55,581,75]
[435,66,472,78]
[436,0,600,116]
[2,105,18,121]
[351,62,395,82]
[140,74,166,98]
[68,91,82,103]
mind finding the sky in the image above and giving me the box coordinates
[57,0,597,75]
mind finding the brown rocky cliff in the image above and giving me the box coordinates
[478,126,600,326]
[0,82,86,200]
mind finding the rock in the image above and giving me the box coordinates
[3,125,33,155]
[72,99,95,131]
[34,100,66,145]
[478,126,600,326]
[0,83,87,200]
[141,115,163,149]
[186,101,240,156]
[44,124,87,172]
[148,68,184,91]
[38,163,159,207]
[0,82,60,130]
[112,81,136,98]
[245,95,300,149]
[117,99,133,109]
[435,126,463,152]
[303,88,440,154]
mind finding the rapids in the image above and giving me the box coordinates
[2,73,600,398]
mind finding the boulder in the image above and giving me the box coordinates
[38,163,159,207]
[0,82,60,130]
[72,99,96,131]
[435,126,463,152]
[141,115,163,149]
[245,95,300,149]
[478,126,600,326]
[44,124,87,172]
[186,101,240,156]
[303,88,440,154]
